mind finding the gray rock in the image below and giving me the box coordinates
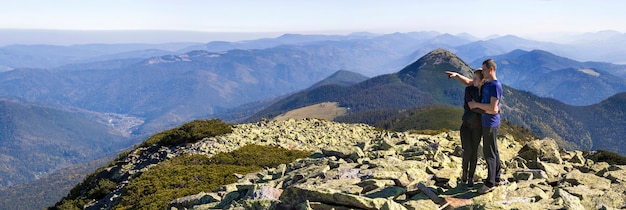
[168,192,221,210]
[554,188,586,210]
[251,186,283,200]
[564,169,611,190]
[518,138,563,165]
[364,186,406,199]
[514,170,534,181]
[279,185,389,210]
[514,169,549,181]
[602,165,626,184]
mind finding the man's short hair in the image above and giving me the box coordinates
[482,59,497,71]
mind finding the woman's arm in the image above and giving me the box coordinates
[446,71,471,86]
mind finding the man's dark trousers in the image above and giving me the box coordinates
[482,126,501,187]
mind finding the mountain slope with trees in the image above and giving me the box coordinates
[0,98,132,186]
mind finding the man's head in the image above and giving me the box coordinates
[481,59,497,80]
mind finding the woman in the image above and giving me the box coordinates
[447,69,485,188]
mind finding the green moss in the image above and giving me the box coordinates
[117,161,259,210]
[209,144,313,168]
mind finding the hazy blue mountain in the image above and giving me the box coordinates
[557,30,626,63]
[0,45,98,69]
[180,32,455,76]
[0,98,132,186]
[178,33,381,53]
[472,49,626,105]
[453,35,565,62]
[179,31,445,55]
[307,70,369,89]
[0,29,263,46]
[453,32,626,67]
[0,43,195,69]
[427,33,476,46]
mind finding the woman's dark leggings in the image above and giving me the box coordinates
[460,123,482,180]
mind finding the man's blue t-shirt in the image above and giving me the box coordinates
[481,80,502,127]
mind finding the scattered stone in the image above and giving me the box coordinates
[554,188,586,210]
[167,192,221,210]
[564,169,611,190]
[518,138,563,165]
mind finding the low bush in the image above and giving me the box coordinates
[140,119,233,147]
[589,150,626,165]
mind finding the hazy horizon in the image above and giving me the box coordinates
[2,28,624,46]
[3,0,626,45]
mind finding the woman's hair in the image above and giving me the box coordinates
[473,70,483,79]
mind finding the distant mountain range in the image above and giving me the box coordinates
[0,43,195,70]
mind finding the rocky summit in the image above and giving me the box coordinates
[88,119,625,209]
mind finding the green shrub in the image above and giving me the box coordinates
[87,179,117,199]
[589,150,626,165]
[499,120,539,144]
[141,119,233,147]
[49,171,100,209]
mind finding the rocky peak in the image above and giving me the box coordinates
[79,119,626,209]
[398,48,473,79]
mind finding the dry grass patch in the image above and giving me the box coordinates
[273,102,347,121]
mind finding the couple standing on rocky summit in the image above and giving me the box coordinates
[446,58,508,194]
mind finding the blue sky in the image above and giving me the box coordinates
[2,0,625,41]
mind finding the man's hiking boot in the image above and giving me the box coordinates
[478,185,495,194]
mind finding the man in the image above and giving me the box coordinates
[468,59,505,194]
